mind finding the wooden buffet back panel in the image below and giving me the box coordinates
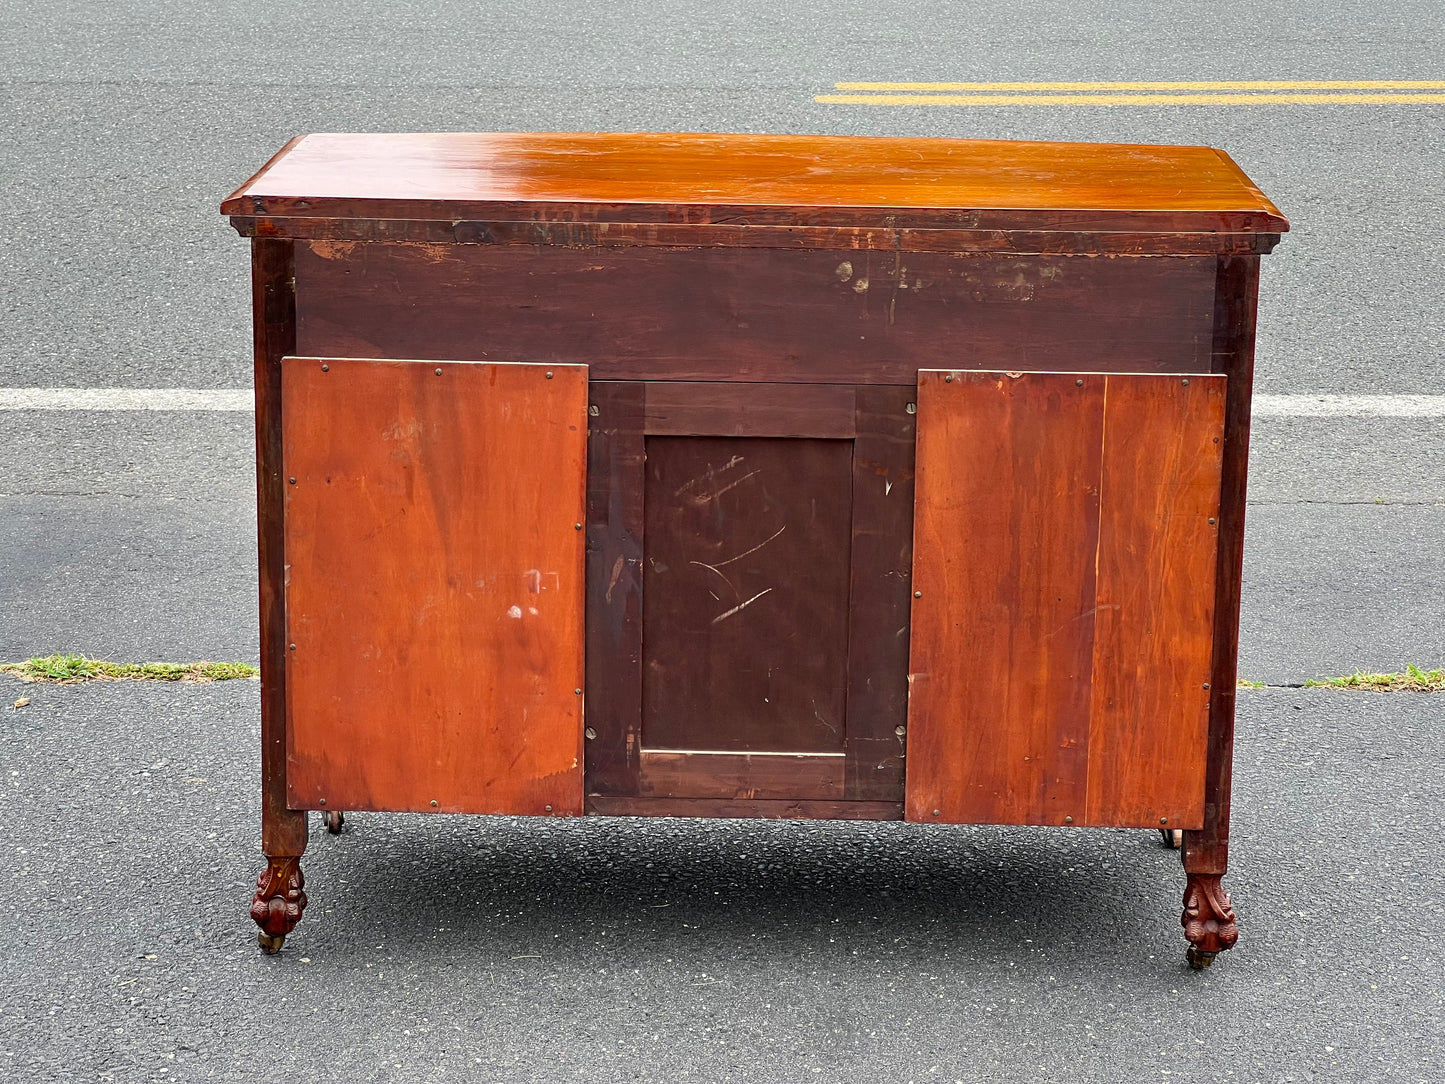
[292,242,1216,383]
[285,240,1226,827]
[907,371,1225,829]
[281,358,587,816]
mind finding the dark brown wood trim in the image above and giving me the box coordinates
[585,795,904,821]
[1186,254,1261,877]
[583,382,647,797]
[843,385,915,801]
[252,237,308,857]
[637,750,846,800]
[643,382,856,438]
[232,215,1281,256]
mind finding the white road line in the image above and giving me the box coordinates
[0,388,253,411]
[1251,394,1445,418]
[0,389,1441,417]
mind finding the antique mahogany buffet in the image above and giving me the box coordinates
[223,132,1286,968]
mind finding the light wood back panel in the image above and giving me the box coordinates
[907,370,1224,828]
[281,357,587,815]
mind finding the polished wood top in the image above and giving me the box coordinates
[223,132,1287,235]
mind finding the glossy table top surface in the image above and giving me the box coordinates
[223,132,1287,232]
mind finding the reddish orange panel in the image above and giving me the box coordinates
[906,371,1105,826]
[906,370,1224,829]
[1085,375,1225,828]
[281,358,587,816]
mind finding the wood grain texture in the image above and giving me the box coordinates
[843,385,915,800]
[907,370,1224,828]
[222,132,1287,237]
[586,383,912,805]
[234,216,1281,256]
[637,751,845,800]
[281,358,587,815]
[294,242,1218,385]
[585,796,903,821]
[583,382,647,797]
[251,237,308,858]
[1085,376,1225,825]
[644,382,856,438]
[907,372,1103,825]
[641,436,854,755]
[1186,254,1263,877]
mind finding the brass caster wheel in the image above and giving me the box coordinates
[325,810,344,834]
[1159,828,1183,849]
[258,931,286,955]
[1186,947,1217,970]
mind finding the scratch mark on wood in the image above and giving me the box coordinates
[710,588,773,625]
[672,455,744,498]
[712,524,787,568]
[688,560,739,599]
[691,468,761,505]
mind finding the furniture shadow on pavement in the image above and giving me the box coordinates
[295,813,1185,971]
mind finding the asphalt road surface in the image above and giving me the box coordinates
[1,1,1442,1081]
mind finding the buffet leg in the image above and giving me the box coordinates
[251,854,308,955]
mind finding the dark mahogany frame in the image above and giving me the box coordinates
[242,215,1272,967]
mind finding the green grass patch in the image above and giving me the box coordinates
[1236,678,1267,689]
[1301,664,1445,692]
[0,654,258,684]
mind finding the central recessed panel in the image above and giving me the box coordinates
[641,436,853,754]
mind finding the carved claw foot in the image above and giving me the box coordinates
[251,856,306,954]
[325,810,344,834]
[1182,873,1238,969]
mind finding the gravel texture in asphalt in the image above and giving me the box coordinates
[2,678,1442,1082]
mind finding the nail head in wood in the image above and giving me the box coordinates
[430,799,439,808]
[905,402,916,414]
[320,364,329,372]
[434,368,442,375]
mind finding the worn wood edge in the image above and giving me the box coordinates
[1186,255,1261,876]
[221,136,308,216]
[1208,149,1290,231]
[253,237,308,858]
[230,215,1281,254]
[584,796,903,820]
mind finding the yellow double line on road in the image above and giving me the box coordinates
[817,80,1445,106]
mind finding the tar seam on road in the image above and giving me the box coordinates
[4,389,1445,417]
[818,79,1445,107]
